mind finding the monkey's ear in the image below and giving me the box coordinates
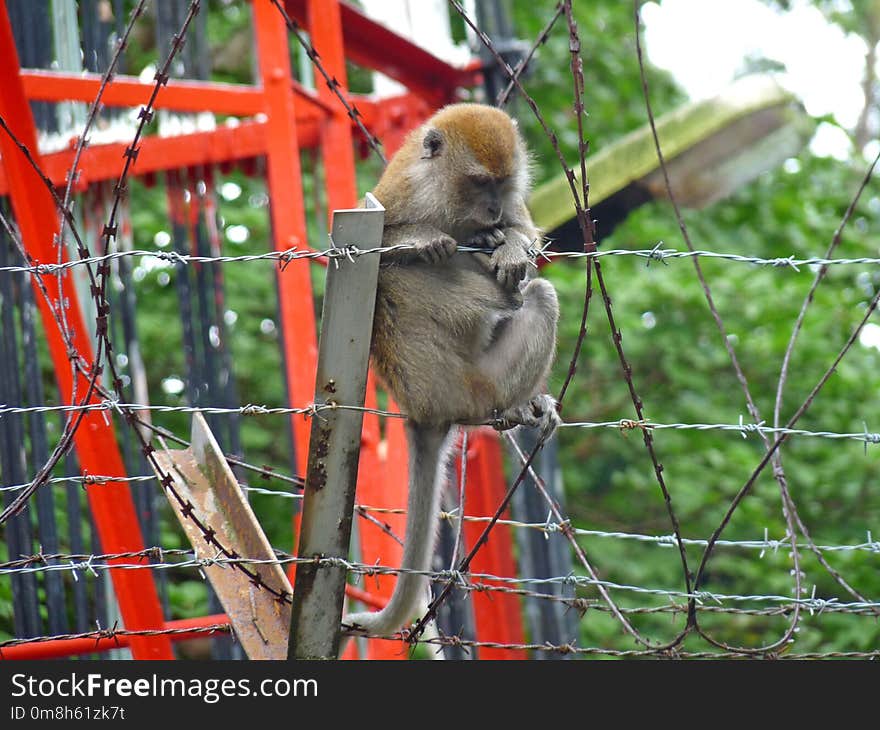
[421,128,444,159]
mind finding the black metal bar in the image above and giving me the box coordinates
[167,172,202,408]
[89,508,109,642]
[509,431,578,657]
[0,234,42,638]
[18,266,68,635]
[64,449,91,636]
[7,1,55,132]
[433,488,477,660]
[191,173,225,446]
[201,170,243,463]
[185,169,239,660]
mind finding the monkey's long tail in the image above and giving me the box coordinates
[341,421,452,644]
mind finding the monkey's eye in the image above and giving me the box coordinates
[467,174,493,187]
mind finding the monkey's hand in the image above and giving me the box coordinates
[467,227,506,250]
[414,234,457,264]
[479,241,529,291]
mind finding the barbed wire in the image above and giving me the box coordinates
[1,545,876,618]
[0,623,231,652]
[1,0,877,660]
[5,243,880,277]
[3,550,876,618]
[2,619,875,659]
[5,401,877,449]
[403,634,880,659]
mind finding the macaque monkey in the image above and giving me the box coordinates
[341,103,560,642]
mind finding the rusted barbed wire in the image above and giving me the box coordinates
[269,0,386,165]
[2,491,878,555]
[5,549,880,626]
[632,0,880,654]
[3,620,876,659]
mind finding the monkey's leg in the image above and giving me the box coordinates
[477,277,559,410]
[341,422,453,642]
[497,393,561,442]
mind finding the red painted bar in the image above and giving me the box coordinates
[0,95,438,195]
[253,0,317,478]
[21,70,265,116]
[0,614,229,660]
[460,429,527,659]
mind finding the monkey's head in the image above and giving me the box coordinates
[376,104,530,232]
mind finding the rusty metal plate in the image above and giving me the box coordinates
[152,412,291,659]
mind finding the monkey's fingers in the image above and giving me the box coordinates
[416,235,457,263]
[497,261,527,290]
[475,228,506,249]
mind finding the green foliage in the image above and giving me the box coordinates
[512,0,880,654]
[510,0,686,180]
[543,149,880,651]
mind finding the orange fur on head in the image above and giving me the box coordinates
[432,104,518,178]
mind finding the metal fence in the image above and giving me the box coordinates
[0,0,878,660]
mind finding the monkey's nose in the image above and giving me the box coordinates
[488,204,501,220]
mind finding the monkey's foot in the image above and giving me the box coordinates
[415,235,457,264]
[467,227,506,250]
[496,394,561,442]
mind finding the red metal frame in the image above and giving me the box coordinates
[0,94,429,195]
[0,0,524,661]
[251,0,317,480]
[285,0,481,108]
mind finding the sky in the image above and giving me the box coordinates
[641,0,868,160]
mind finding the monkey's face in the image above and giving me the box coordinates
[455,171,512,229]
[402,108,529,234]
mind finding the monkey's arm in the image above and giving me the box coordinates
[380,223,457,265]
